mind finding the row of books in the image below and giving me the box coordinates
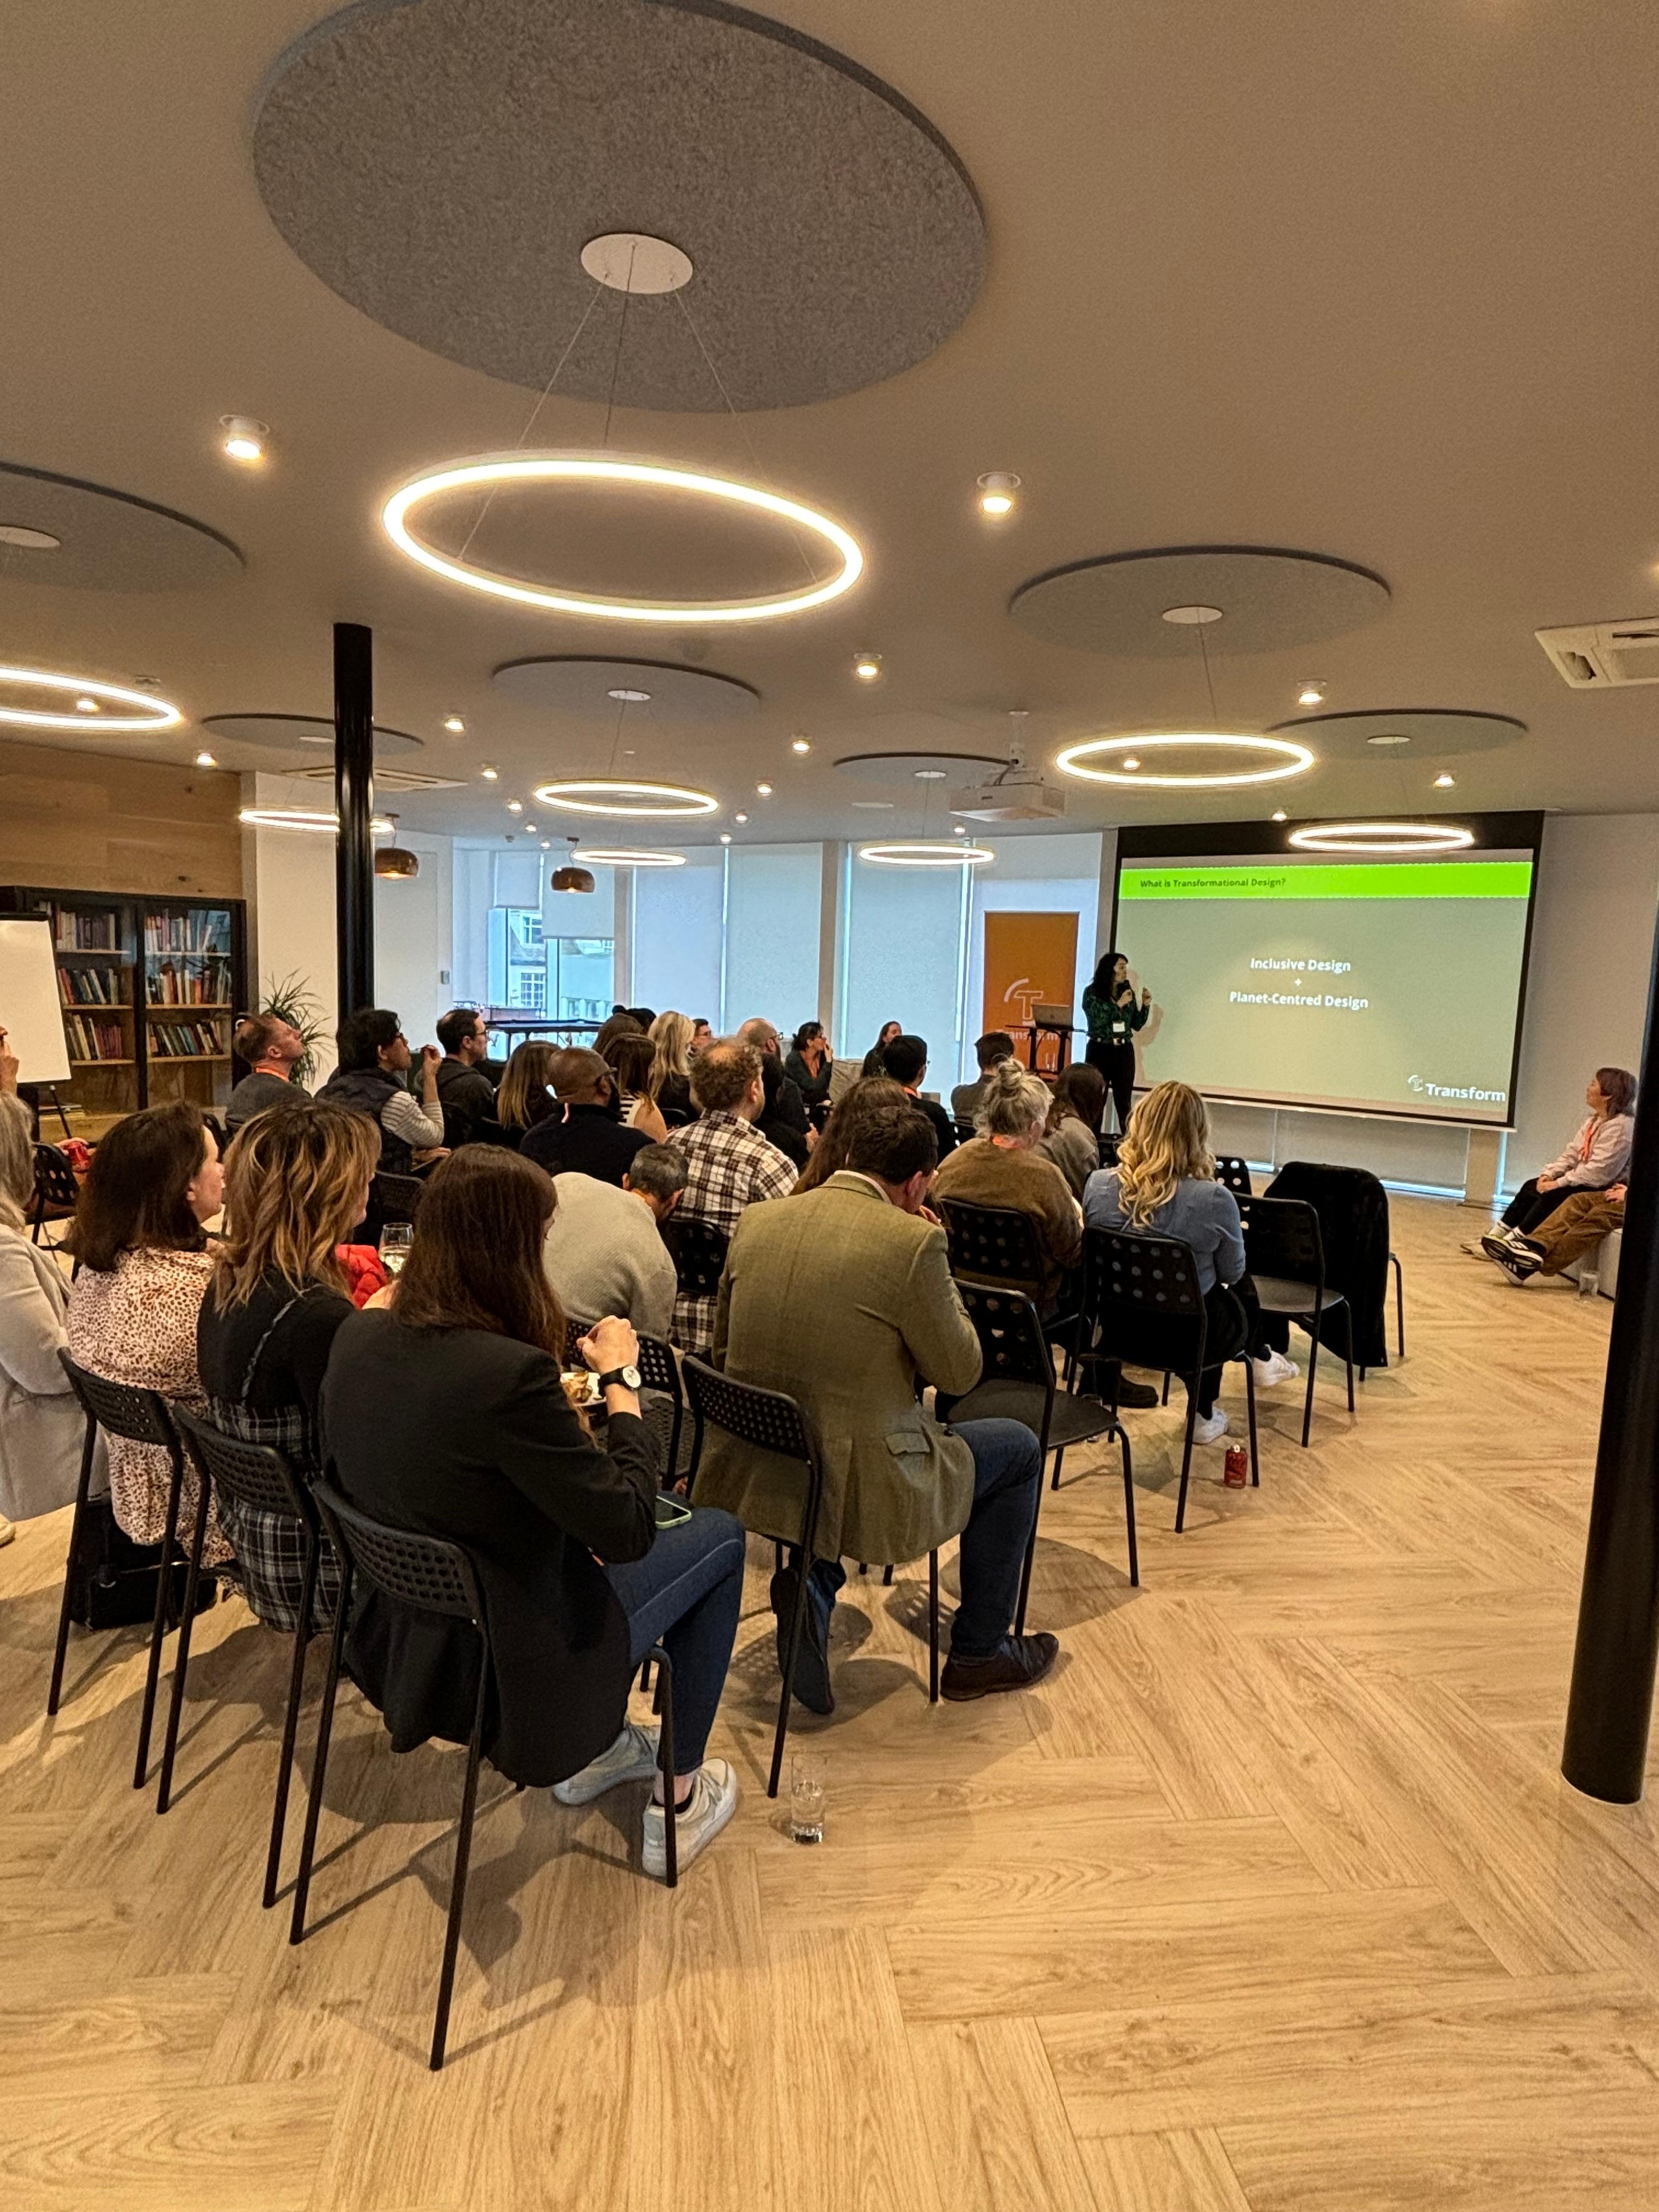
[64,1013,127,1062]
[144,912,231,957]
[149,1019,225,1058]
[57,965,129,1007]
[146,958,231,1005]
[54,909,121,951]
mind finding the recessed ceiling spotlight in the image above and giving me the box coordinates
[1367,732,1411,748]
[219,415,269,465]
[735,811,749,823]
[480,764,499,780]
[791,736,811,755]
[853,652,883,681]
[756,782,773,797]
[1434,772,1456,788]
[953,823,967,835]
[74,696,99,714]
[1272,809,1287,823]
[540,839,551,849]
[914,768,947,780]
[506,799,524,814]
[607,686,652,702]
[443,715,465,733]
[720,833,732,844]
[194,750,217,768]
[0,523,60,551]
[1297,686,1324,707]
[976,470,1020,517]
[1121,756,1141,771]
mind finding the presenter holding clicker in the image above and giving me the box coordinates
[1082,951,1151,1135]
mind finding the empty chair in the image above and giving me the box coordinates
[1236,1193,1355,1446]
[292,1480,678,2070]
[1213,1155,1253,1195]
[938,1283,1136,1622]
[661,1215,729,1302]
[373,1170,426,1225]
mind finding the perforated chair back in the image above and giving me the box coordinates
[683,1357,814,1470]
[57,1351,178,1448]
[1084,1226,1207,1321]
[172,1406,312,1527]
[953,1281,1055,1393]
[661,1214,729,1298]
[1214,1154,1253,1195]
[31,1143,79,1235]
[1237,1192,1324,1284]
[940,1199,1046,1294]
[1096,1132,1122,1170]
[312,1481,484,1627]
[561,1317,678,1397]
[374,1171,425,1225]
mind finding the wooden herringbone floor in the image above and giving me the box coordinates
[3,1196,1657,2211]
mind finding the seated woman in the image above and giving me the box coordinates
[931,1059,1083,1314]
[1039,1062,1108,1198]
[1484,1067,1636,1258]
[861,1019,903,1078]
[756,1052,811,1169]
[66,1102,229,1563]
[496,1039,559,1140]
[315,1008,445,1173]
[1083,1081,1296,1444]
[783,1022,833,1112]
[197,1100,381,1631]
[605,1031,668,1142]
[0,1086,98,1530]
[645,1011,696,1125]
[321,1148,746,1875]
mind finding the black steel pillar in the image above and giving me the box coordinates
[334,622,375,1019]
[1561,919,1659,1802]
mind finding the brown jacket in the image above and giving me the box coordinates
[697,1173,981,1564]
[930,1137,1083,1309]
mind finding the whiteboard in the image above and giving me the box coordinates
[0,919,72,1084]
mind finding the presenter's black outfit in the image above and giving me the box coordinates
[1082,986,1150,1134]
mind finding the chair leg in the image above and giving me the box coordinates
[263,1539,320,1909]
[1245,1356,1260,1486]
[1160,1370,1171,1406]
[768,1551,811,1798]
[47,1417,99,1718]
[882,1563,894,1587]
[290,1566,352,1946]
[1175,1378,1198,1533]
[928,1550,940,1703]
[156,1467,213,1814]
[1300,1321,1320,1449]
[639,1657,653,1693]
[1344,1305,1356,1414]
[134,1450,187,1791]
[1392,1252,1405,1358]
[1119,1427,1139,1586]
[652,1644,677,1890]
[430,1678,488,2071]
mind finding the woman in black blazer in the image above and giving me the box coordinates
[321,1147,745,1876]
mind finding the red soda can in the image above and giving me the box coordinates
[1223,1443,1249,1488]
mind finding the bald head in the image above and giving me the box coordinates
[690,1039,764,1118]
[550,1047,612,1106]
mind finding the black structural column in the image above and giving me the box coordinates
[1561,920,1659,1802]
[334,622,375,1019]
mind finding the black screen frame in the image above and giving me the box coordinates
[1108,811,1547,1130]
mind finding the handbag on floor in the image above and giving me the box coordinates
[65,1492,218,1630]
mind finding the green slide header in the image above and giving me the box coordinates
[1120,859,1533,903]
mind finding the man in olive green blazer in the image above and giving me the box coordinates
[698,1097,1057,1710]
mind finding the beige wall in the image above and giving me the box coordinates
[0,733,241,897]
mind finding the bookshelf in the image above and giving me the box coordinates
[0,885,247,1135]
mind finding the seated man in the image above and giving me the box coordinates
[736,1017,810,1138]
[951,1031,1016,1124]
[227,1012,309,1133]
[432,1007,498,1144]
[881,1033,958,1160]
[667,1041,797,1354]
[521,1047,653,1187]
[699,1095,1056,1713]
[542,1143,686,1341]
[1487,1183,1626,1284]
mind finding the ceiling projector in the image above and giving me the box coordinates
[950,764,1068,822]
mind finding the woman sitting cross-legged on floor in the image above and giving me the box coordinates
[1082,1080,1297,1446]
[320,1147,747,1876]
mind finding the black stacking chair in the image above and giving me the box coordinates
[1235,1193,1355,1447]
[951,1117,978,1147]
[1214,1155,1253,1195]
[373,1170,426,1224]
[292,1481,678,2070]
[938,1284,1136,1625]
[1096,1131,1122,1170]
[1388,1251,1405,1359]
[1069,1228,1259,1533]
[661,1216,729,1302]
[29,1142,79,1248]
[51,1355,194,1792]
[563,1317,686,1487]
[165,1411,329,1902]
[940,1198,1079,1342]
[682,1359,832,1793]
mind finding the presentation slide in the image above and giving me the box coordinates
[1117,850,1536,1124]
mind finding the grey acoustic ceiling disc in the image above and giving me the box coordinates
[835,750,1009,785]
[200,713,423,755]
[252,0,984,411]
[1009,547,1391,657]
[1266,706,1526,759]
[493,658,760,722]
[0,462,243,591]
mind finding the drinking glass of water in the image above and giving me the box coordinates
[789,1752,825,1844]
[380,1221,413,1275]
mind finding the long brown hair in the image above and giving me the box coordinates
[211,1101,380,1309]
[1115,1080,1214,1226]
[68,1101,211,1272]
[792,1075,906,1193]
[392,1149,566,1354]
[1048,1061,1107,1137]
[497,1039,558,1130]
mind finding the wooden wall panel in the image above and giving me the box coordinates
[0,734,241,898]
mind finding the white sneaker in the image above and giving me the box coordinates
[552,1720,661,1805]
[0,1516,14,1548]
[643,1759,737,1879]
[1250,1350,1299,1386]
[1192,1407,1230,1446]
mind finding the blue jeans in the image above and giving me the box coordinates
[807,1417,1043,1662]
[605,1507,746,1772]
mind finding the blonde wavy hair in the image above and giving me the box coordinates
[1114,1080,1214,1226]
[647,1009,693,1100]
[210,1100,380,1309]
[0,1094,35,1230]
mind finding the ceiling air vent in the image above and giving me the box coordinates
[1536,619,1659,688]
[291,763,466,793]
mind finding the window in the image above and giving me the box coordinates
[488,907,548,1010]
[549,937,615,1022]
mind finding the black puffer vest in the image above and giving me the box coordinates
[315,1065,410,1173]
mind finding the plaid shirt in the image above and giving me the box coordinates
[667,1112,796,1353]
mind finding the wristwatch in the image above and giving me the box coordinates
[597,1364,642,1392]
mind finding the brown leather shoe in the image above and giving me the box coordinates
[939,1632,1059,1701]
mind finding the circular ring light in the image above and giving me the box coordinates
[532,778,718,819]
[1288,821,1474,855]
[383,456,864,624]
[858,840,995,867]
[1055,732,1314,788]
[239,807,396,834]
[579,848,687,868]
[0,664,182,732]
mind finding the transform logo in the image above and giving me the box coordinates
[1407,1073,1507,1103]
